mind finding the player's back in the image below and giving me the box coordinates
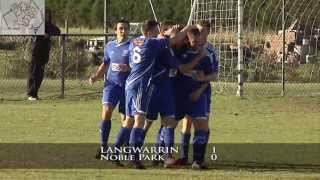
[126,36,168,89]
[151,46,180,85]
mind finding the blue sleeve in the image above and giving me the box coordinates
[202,56,215,74]
[166,48,181,68]
[210,51,219,73]
[206,44,219,73]
[103,44,111,64]
[151,38,169,53]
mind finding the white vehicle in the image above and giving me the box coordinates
[86,37,105,53]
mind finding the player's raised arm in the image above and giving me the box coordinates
[168,25,197,48]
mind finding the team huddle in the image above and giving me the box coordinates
[89,19,218,169]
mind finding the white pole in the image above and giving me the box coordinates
[104,0,107,34]
[104,0,108,45]
[148,0,160,31]
[187,0,198,25]
[149,0,158,22]
[236,0,244,97]
[281,0,286,96]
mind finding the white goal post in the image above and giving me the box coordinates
[188,0,244,96]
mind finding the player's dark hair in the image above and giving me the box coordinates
[141,19,159,34]
[160,20,175,33]
[188,28,201,36]
[115,18,130,29]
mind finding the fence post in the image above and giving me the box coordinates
[236,0,244,97]
[60,35,66,99]
[281,0,286,96]
[104,0,109,45]
[76,47,79,80]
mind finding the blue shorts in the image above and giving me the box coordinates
[102,81,125,114]
[146,81,175,120]
[125,79,154,117]
[175,87,208,121]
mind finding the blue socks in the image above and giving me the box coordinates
[154,126,164,156]
[114,127,132,148]
[193,130,209,163]
[129,128,145,160]
[163,127,175,158]
[163,127,174,148]
[155,126,164,146]
[181,132,191,160]
[100,120,111,146]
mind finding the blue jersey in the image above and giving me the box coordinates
[103,40,130,87]
[151,47,180,84]
[175,49,214,93]
[146,45,180,120]
[126,36,169,89]
[203,42,219,92]
[204,42,219,73]
[203,42,219,115]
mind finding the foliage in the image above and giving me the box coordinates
[45,0,192,28]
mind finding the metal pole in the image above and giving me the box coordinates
[65,19,69,34]
[236,0,244,97]
[187,0,198,25]
[60,35,66,99]
[149,0,158,22]
[104,0,108,45]
[149,0,161,32]
[60,19,68,99]
[76,47,79,80]
[282,0,286,96]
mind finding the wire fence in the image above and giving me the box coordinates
[0,32,319,101]
[0,34,108,100]
[1,0,320,100]
[190,0,320,96]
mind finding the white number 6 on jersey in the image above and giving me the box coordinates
[132,46,142,64]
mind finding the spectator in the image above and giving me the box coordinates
[27,8,60,101]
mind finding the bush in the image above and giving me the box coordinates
[295,64,320,82]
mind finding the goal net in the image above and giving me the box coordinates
[188,0,239,94]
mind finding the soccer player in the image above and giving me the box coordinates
[174,27,217,169]
[196,21,219,119]
[176,21,219,167]
[143,20,177,134]
[142,21,177,163]
[125,20,197,169]
[175,21,219,168]
[89,19,133,165]
[143,21,207,168]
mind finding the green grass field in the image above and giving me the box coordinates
[0,80,320,179]
[1,79,320,99]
